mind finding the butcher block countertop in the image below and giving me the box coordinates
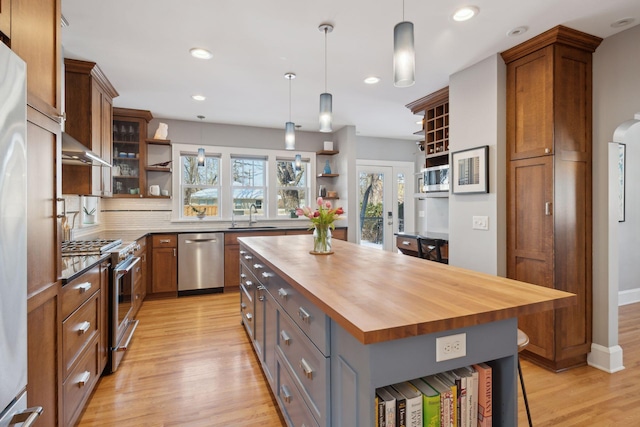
[239,235,576,345]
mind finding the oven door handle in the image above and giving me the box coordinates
[115,256,141,279]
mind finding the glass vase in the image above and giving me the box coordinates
[312,224,333,254]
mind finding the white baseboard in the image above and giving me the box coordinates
[619,288,640,306]
[587,343,625,373]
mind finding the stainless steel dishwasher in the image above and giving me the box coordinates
[178,232,224,296]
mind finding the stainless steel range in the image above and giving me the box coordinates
[61,238,140,373]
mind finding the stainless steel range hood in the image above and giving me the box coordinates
[61,132,111,167]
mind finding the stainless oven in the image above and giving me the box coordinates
[108,242,140,373]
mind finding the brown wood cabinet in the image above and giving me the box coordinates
[60,263,105,427]
[502,25,602,371]
[10,0,62,119]
[112,108,153,197]
[0,0,10,40]
[9,1,63,425]
[406,87,449,169]
[150,234,177,297]
[132,236,148,316]
[224,228,348,289]
[63,58,118,196]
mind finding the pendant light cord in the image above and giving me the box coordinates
[402,0,405,20]
[324,27,328,92]
[288,76,292,121]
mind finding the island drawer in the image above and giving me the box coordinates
[62,264,100,319]
[266,274,330,356]
[62,291,99,378]
[277,307,329,424]
[240,282,255,340]
[276,352,321,427]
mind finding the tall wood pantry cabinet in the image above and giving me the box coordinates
[9,0,64,424]
[501,25,602,371]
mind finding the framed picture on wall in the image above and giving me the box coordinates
[619,143,626,222]
[451,145,489,194]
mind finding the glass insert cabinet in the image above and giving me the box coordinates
[112,108,152,197]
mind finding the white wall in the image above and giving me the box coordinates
[618,125,640,294]
[448,54,507,276]
[592,23,640,358]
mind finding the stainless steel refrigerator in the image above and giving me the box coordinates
[0,42,42,427]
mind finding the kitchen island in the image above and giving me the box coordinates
[238,235,575,426]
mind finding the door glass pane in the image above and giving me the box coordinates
[358,171,384,250]
[397,173,405,233]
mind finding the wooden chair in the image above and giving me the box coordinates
[417,237,448,264]
[518,328,533,427]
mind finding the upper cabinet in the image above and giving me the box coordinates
[10,0,62,119]
[406,87,449,168]
[112,108,153,197]
[0,0,10,41]
[63,58,118,196]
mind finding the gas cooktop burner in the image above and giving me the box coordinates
[61,238,122,256]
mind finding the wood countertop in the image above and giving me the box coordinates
[238,235,576,345]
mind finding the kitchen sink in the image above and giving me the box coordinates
[229,226,278,230]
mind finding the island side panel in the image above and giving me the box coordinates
[331,317,519,426]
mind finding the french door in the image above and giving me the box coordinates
[356,161,414,251]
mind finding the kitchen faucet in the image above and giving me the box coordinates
[249,204,258,226]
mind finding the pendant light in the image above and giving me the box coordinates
[284,72,296,150]
[318,23,333,132]
[197,115,206,166]
[393,0,415,87]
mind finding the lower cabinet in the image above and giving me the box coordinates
[60,263,105,427]
[150,234,177,297]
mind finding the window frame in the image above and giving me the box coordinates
[171,144,315,222]
[178,151,222,219]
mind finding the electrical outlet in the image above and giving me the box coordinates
[436,333,467,362]
[472,216,489,230]
[419,210,425,218]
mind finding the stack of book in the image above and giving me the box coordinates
[375,363,492,427]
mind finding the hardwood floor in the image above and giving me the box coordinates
[78,292,640,426]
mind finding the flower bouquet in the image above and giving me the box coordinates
[296,197,344,254]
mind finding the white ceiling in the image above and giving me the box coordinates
[61,0,640,141]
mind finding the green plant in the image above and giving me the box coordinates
[83,206,96,215]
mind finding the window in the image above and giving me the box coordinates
[180,153,220,218]
[172,144,315,221]
[276,158,310,217]
[231,156,266,216]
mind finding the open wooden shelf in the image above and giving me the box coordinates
[316,150,339,155]
[317,173,339,178]
[145,138,171,146]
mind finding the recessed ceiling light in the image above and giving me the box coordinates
[189,48,213,59]
[192,95,206,101]
[611,17,635,28]
[507,26,529,37]
[452,6,479,22]
[364,76,380,84]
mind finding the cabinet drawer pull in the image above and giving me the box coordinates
[159,239,171,244]
[77,282,92,293]
[245,313,253,322]
[245,280,253,288]
[240,273,246,279]
[280,330,291,346]
[300,358,314,380]
[545,202,552,216]
[239,250,247,255]
[545,147,551,154]
[240,303,247,310]
[298,307,311,323]
[244,255,253,260]
[278,288,288,300]
[261,272,272,280]
[77,371,90,387]
[253,263,263,270]
[281,385,293,403]
[78,321,91,335]
[402,240,411,245]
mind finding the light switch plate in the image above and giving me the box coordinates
[472,216,489,230]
